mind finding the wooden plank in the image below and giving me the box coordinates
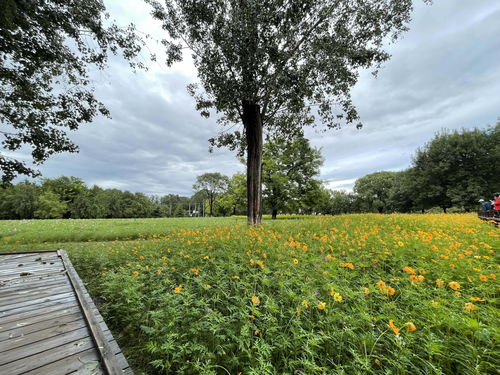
[0,326,91,366]
[0,269,67,282]
[0,310,83,342]
[0,317,87,353]
[0,284,73,307]
[0,301,80,334]
[0,278,68,297]
[0,291,75,313]
[0,334,95,374]
[0,295,77,319]
[0,253,59,263]
[23,348,104,375]
[0,274,67,291]
[0,264,63,275]
[0,299,79,326]
[60,250,125,375]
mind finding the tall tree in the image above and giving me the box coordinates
[412,124,500,212]
[145,0,424,224]
[262,135,323,219]
[354,171,398,213]
[193,172,230,216]
[0,0,144,183]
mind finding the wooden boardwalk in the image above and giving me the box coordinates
[0,250,132,375]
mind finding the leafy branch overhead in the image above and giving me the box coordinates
[0,0,146,183]
[146,0,420,150]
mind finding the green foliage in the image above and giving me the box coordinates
[146,0,418,147]
[193,173,230,216]
[411,124,500,212]
[4,214,496,375]
[34,190,68,219]
[0,0,145,182]
[354,171,399,213]
[0,180,40,219]
[262,135,323,218]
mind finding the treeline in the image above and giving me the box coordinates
[0,123,498,220]
[0,177,207,220]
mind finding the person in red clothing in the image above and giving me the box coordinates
[494,193,500,217]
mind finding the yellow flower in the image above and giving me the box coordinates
[301,300,309,309]
[333,292,343,302]
[387,320,400,335]
[173,285,183,294]
[363,288,370,295]
[317,301,326,310]
[232,275,240,279]
[469,297,485,302]
[448,281,460,290]
[435,279,445,287]
[489,273,496,280]
[251,295,261,305]
[133,271,139,277]
[293,258,299,264]
[101,273,107,277]
[254,329,260,336]
[398,241,404,247]
[206,284,212,289]
[256,260,265,269]
[464,303,477,313]
[406,322,417,332]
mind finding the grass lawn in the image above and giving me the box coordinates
[1,214,499,374]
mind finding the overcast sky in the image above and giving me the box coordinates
[23,1,500,195]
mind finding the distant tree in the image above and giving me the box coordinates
[145,0,422,224]
[300,181,330,215]
[41,176,86,218]
[354,171,398,213]
[173,202,185,217]
[70,185,108,219]
[0,0,145,183]
[328,190,354,215]
[34,191,67,219]
[193,173,230,216]
[219,173,247,216]
[0,181,40,219]
[263,135,323,219]
[412,124,499,212]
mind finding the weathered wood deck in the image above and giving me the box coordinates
[0,250,132,375]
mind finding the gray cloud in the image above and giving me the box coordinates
[27,0,500,196]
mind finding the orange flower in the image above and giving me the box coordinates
[372,259,379,264]
[479,274,488,282]
[403,266,415,275]
[156,269,162,274]
[435,279,444,287]
[251,295,261,305]
[191,268,200,275]
[406,322,417,332]
[448,281,460,290]
[489,273,496,280]
[133,271,139,277]
[363,288,370,295]
[387,320,400,335]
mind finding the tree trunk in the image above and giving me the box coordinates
[243,101,263,225]
[271,209,277,220]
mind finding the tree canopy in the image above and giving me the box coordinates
[192,172,230,216]
[0,0,144,183]
[145,0,423,224]
[262,135,323,218]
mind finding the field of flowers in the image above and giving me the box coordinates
[1,214,499,374]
